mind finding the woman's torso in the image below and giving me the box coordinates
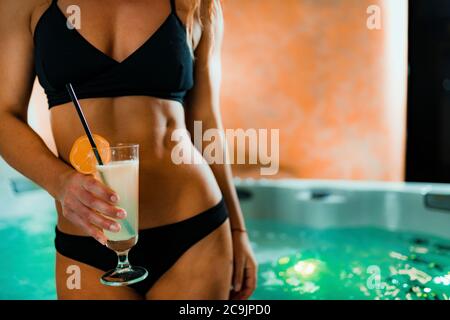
[31,0,222,235]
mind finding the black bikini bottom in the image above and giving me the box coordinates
[55,198,228,296]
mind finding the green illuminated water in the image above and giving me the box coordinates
[0,216,449,300]
[248,219,450,300]
[0,217,56,300]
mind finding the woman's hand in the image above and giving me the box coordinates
[230,230,258,300]
[57,170,127,244]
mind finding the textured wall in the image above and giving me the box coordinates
[28,0,408,181]
[220,0,408,180]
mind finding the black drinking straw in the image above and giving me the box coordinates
[65,83,104,166]
[65,84,135,235]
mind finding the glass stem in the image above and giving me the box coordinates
[116,250,131,270]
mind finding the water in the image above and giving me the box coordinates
[0,217,57,300]
[248,219,450,300]
[0,213,449,300]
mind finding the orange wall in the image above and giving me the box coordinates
[29,0,408,181]
[220,0,408,180]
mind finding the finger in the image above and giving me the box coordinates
[233,258,245,292]
[235,259,258,300]
[229,290,241,300]
[82,177,119,204]
[78,189,126,219]
[248,261,258,291]
[229,284,244,300]
[240,268,257,300]
[70,212,108,245]
[76,201,121,233]
[232,288,248,300]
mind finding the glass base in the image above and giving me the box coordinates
[100,266,148,286]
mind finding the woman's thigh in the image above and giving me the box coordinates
[146,221,233,300]
[55,252,142,300]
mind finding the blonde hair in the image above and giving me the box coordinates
[185,0,219,54]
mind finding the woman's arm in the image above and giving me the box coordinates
[0,0,124,244]
[0,0,70,199]
[185,0,257,300]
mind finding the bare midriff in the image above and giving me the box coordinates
[51,96,222,236]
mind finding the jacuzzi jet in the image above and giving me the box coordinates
[310,191,332,200]
[295,189,347,204]
[293,261,317,276]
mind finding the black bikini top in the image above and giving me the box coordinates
[34,0,194,109]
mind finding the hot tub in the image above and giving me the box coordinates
[236,178,450,300]
[0,167,449,300]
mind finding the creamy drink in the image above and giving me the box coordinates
[97,159,139,251]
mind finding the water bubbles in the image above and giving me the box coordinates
[286,277,301,286]
[434,275,450,286]
[410,246,429,254]
[261,270,284,287]
[389,251,408,261]
[352,267,363,275]
[278,257,290,265]
[249,221,450,300]
[293,260,318,277]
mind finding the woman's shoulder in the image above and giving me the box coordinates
[30,1,54,37]
[1,0,50,15]
[1,0,52,32]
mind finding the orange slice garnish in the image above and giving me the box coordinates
[69,134,111,174]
